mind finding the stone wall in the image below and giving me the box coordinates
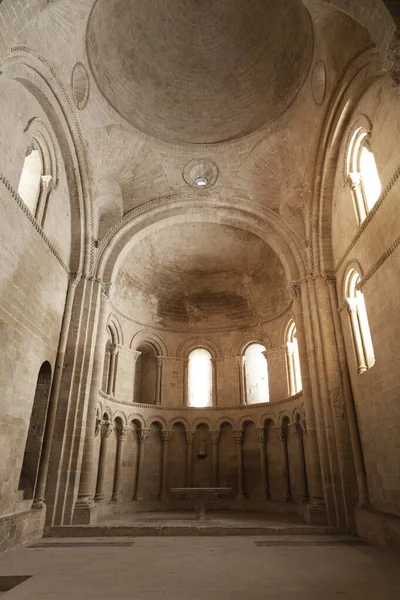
[332,74,400,543]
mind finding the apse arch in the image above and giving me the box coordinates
[94,194,307,284]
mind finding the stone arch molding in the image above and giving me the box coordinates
[94,193,308,285]
[2,47,92,275]
[130,331,168,357]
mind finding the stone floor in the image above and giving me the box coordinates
[0,536,399,599]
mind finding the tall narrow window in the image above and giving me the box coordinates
[345,268,375,373]
[18,148,42,215]
[347,126,381,223]
[188,348,213,408]
[285,320,302,395]
[244,343,269,404]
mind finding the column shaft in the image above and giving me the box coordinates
[257,429,269,500]
[133,429,149,501]
[112,427,128,501]
[75,283,113,514]
[161,430,171,500]
[186,431,194,488]
[94,421,113,501]
[234,431,245,500]
[33,278,77,508]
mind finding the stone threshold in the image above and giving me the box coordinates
[47,524,349,537]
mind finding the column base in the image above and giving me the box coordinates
[31,498,46,510]
[94,494,105,502]
[236,493,245,501]
[133,494,144,501]
[304,499,328,525]
[72,500,98,525]
[160,494,169,502]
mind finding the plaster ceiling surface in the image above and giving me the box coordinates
[86,0,314,144]
[114,223,291,331]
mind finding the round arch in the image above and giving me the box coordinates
[94,194,307,284]
[3,49,91,274]
[177,337,223,360]
[130,331,168,357]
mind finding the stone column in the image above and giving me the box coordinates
[185,431,194,488]
[156,357,163,405]
[32,274,79,509]
[133,429,150,501]
[35,174,53,225]
[277,426,291,501]
[210,430,220,487]
[161,430,172,500]
[73,282,114,524]
[346,301,367,374]
[289,281,327,523]
[111,426,129,502]
[314,274,359,528]
[293,422,309,501]
[107,345,119,396]
[94,421,113,502]
[286,343,296,396]
[183,359,189,407]
[236,356,246,406]
[234,430,245,500]
[211,358,218,406]
[132,350,141,402]
[257,428,269,500]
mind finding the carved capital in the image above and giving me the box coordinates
[138,428,150,443]
[109,344,119,356]
[156,356,164,367]
[94,416,102,437]
[256,428,266,444]
[101,421,113,439]
[162,430,172,444]
[101,282,115,302]
[210,430,220,445]
[133,350,142,363]
[69,272,83,288]
[288,281,302,300]
[348,172,362,190]
[40,174,53,192]
[185,431,195,445]
[233,430,244,444]
[321,271,336,286]
[276,426,285,442]
[118,427,130,441]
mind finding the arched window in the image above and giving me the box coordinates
[18,362,52,500]
[285,320,302,395]
[243,343,269,404]
[345,268,375,373]
[134,342,159,405]
[102,325,119,396]
[347,127,381,223]
[188,348,213,408]
[18,147,42,215]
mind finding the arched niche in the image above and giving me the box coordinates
[18,361,52,500]
[134,342,159,405]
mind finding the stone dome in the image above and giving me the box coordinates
[114,223,291,331]
[86,0,314,144]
